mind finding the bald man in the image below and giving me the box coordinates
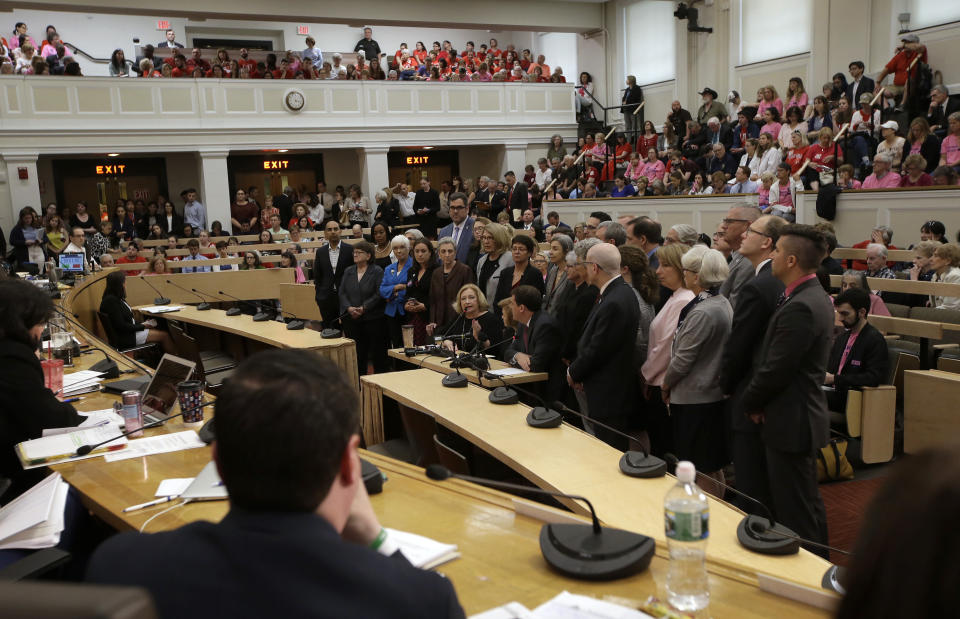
[567,243,640,449]
[718,203,761,307]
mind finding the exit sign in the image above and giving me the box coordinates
[157,20,170,30]
[297,25,310,35]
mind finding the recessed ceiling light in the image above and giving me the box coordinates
[107,153,120,157]
[278,149,289,153]
[423,146,434,150]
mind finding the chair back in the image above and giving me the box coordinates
[96,311,120,349]
[398,406,440,468]
[433,434,470,475]
[0,581,158,618]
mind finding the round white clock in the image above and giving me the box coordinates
[284,89,305,112]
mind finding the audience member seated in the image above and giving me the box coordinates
[840,270,891,317]
[115,241,147,274]
[940,112,960,170]
[763,163,802,222]
[929,243,960,310]
[729,165,758,193]
[824,288,889,415]
[862,153,901,188]
[851,225,898,270]
[900,153,934,187]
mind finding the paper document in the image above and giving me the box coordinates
[0,472,60,543]
[0,479,68,550]
[104,430,206,462]
[386,528,460,570]
[43,409,123,436]
[18,425,128,468]
[470,602,536,619]
[62,370,103,388]
[487,367,525,377]
[139,305,184,314]
[155,478,195,497]
[531,592,654,618]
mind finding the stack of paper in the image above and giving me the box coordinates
[61,370,104,396]
[472,592,656,618]
[42,409,123,436]
[103,430,206,463]
[386,528,460,569]
[139,305,184,314]
[17,425,128,469]
[0,473,69,550]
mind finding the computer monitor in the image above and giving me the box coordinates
[58,252,86,273]
[141,353,196,421]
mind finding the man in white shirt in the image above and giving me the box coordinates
[329,53,346,79]
[534,158,553,190]
[437,193,474,263]
[729,166,759,194]
[182,188,206,231]
[268,214,289,242]
[302,37,323,69]
[180,239,212,273]
[63,228,92,272]
[395,183,416,221]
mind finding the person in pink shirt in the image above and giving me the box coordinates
[625,151,643,183]
[785,77,809,112]
[755,84,784,121]
[471,62,492,81]
[639,148,665,182]
[861,153,901,188]
[760,107,783,138]
[939,112,960,168]
[837,164,862,190]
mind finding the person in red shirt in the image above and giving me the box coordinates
[851,226,898,270]
[803,126,843,190]
[237,48,257,70]
[460,41,475,58]
[487,38,502,58]
[519,49,532,71]
[273,58,295,79]
[784,131,809,175]
[412,41,428,64]
[116,242,147,275]
[171,54,188,77]
[900,153,934,187]
[186,48,210,73]
[874,34,927,107]
[507,67,524,82]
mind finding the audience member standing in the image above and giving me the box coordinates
[412,178,440,239]
[475,223,515,304]
[380,235,414,349]
[662,246,732,497]
[403,239,436,346]
[182,188,206,232]
[314,220,354,330]
[718,204,761,307]
[556,240,600,412]
[437,193,474,263]
[721,215,786,514]
[494,234,545,312]
[567,243,640,449]
[742,224,833,558]
[426,238,475,339]
[339,241,387,375]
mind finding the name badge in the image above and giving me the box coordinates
[851,360,861,367]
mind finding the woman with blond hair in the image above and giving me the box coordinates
[930,244,960,310]
[439,283,504,355]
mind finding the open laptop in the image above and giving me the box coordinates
[103,353,196,422]
[180,461,228,502]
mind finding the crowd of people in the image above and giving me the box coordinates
[2,22,568,84]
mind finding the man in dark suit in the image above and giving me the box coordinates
[824,288,889,413]
[504,285,565,398]
[567,243,640,449]
[513,209,544,242]
[274,185,295,225]
[87,349,465,618]
[721,215,786,514]
[314,219,354,330]
[846,61,875,110]
[412,177,440,238]
[719,203,761,308]
[503,171,527,225]
[621,75,644,139]
[926,85,960,136]
[437,192,474,263]
[742,224,834,558]
[156,28,184,49]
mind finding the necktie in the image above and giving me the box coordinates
[453,226,460,246]
[522,325,529,352]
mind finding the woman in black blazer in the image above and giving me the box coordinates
[159,202,184,236]
[493,234,545,313]
[0,279,83,499]
[99,271,174,353]
[339,241,387,375]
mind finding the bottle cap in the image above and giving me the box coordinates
[676,461,696,483]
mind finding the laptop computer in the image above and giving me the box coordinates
[180,461,228,502]
[58,252,85,274]
[103,353,196,422]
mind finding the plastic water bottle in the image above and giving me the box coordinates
[664,460,710,611]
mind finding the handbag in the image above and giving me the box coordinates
[817,438,854,482]
[816,182,841,220]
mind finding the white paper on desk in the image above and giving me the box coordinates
[62,370,103,387]
[155,478,195,497]
[103,430,205,462]
[0,479,68,550]
[43,411,123,436]
[532,592,654,619]
[0,472,62,548]
[20,425,128,468]
[487,367,525,377]
[470,602,536,619]
[385,528,460,570]
[139,305,184,314]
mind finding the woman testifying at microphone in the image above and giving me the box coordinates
[0,279,82,499]
[440,284,504,356]
[99,270,175,354]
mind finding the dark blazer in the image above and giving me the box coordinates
[8,225,41,266]
[927,97,960,131]
[273,192,295,225]
[621,85,644,114]
[487,189,508,222]
[339,264,385,321]
[314,243,355,304]
[513,222,544,243]
[99,293,146,350]
[493,264,545,312]
[412,189,440,234]
[442,310,503,354]
[825,322,889,411]
[901,134,942,173]
[429,262,475,328]
[112,216,137,241]
[159,213,184,236]
[374,198,402,227]
[0,338,82,499]
[503,310,565,396]
[506,182,528,217]
[731,122,761,152]
[557,282,599,360]
[568,277,640,424]
[87,508,464,619]
[438,218,475,264]
[846,77,875,108]
[742,278,834,454]
[721,261,785,432]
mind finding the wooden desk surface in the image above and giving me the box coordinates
[388,348,548,387]
[361,369,833,591]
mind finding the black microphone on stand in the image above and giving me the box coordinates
[321,309,351,339]
[136,275,171,305]
[74,399,216,456]
[164,279,211,310]
[216,289,260,317]
[425,464,655,580]
[274,306,306,331]
[195,287,268,321]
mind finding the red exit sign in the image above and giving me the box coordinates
[297,25,310,35]
[157,20,171,31]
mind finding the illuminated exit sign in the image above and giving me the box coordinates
[263,160,290,170]
[157,20,170,30]
[96,164,126,174]
[297,25,310,35]
[405,155,430,165]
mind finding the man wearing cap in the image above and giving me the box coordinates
[621,75,645,138]
[874,34,927,104]
[697,88,728,125]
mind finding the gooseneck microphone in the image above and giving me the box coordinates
[216,289,259,317]
[137,275,171,305]
[425,464,655,581]
[196,287,268,321]
[274,306,306,331]
[74,400,216,456]
[321,309,351,339]
[164,279,211,310]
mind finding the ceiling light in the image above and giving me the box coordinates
[107,153,119,157]
[278,149,289,153]
[423,146,434,150]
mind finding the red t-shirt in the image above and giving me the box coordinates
[900,173,933,187]
[785,146,808,174]
[584,167,599,184]
[805,143,842,172]
[885,48,927,86]
[238,58,257,69]
[117,256,147,276]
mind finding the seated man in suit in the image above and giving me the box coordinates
[503,284,565,397]
[87,349,465,619]
[824,288,889,415]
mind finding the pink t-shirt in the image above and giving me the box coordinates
[639,160,665,182]
[641,288,696,387]
[786,93,808,110]
[862,172,902,189]
[941,135,960,166]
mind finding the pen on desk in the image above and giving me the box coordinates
[63,397,82,403]
[123,496,176,513]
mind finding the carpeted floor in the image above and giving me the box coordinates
[820,474,890,566]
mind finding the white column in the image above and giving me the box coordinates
[359,146,389,220]
[2,154,42,234]
[198,150,231,233]
[503,144,528,180]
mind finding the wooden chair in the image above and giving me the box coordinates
[365,405,441,466]
[843,386,897,464]
[167,323,236,396]
[433,434,470,475]
[95,311,159,364]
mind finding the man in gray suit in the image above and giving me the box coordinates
[718,203,760,308]
[437,193,474,264]
[741,224,833,558]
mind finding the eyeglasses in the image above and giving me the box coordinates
[585,224,598,230]
[745,226,770,238]
[682,268,699,274]
[722,218,751,225]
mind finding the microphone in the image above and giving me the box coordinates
[425,464,655,580]
[216,289,260,317]
[164,279,211,310]
[196,287,268,321]
[137,275,171,305]
[49,306,148,379]
[661,453,851,558]
[74,399,216,456]
[321,309,351,339]
[274,306,306,331]
[546,399,667,479]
